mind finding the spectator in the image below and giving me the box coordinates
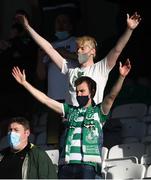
[0,116,57,179]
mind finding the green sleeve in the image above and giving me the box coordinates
[98,103,108,123]
[63,102,70,117]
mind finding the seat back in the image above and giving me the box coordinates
[105,156,138,168]
[45,149,59,166]
[121,121,146,140]
[108,143,145,162]
[111,103,147,119]
[145,165,151,178]
[102,146,108,161]
[106,163,146,179]
[141,154,151,166]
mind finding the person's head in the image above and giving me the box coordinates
[7,117,30,151]
[76,36,97,64]
[75,76,96,107]
[54,13,72,40]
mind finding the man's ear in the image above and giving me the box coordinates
[25,130,30,137]
[88,94,91,99]
[91,89,95,98]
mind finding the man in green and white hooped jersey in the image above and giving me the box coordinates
[12,59,131,179]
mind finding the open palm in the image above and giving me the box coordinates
[12,66,26,85]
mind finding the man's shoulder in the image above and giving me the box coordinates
[94,57,107,65]
[29,144,49,156]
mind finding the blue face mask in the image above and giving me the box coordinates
[8,131,21,149]
[55,31,69,40]
[77,95,89,107]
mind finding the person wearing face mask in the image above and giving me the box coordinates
[16,12,141,107]
[0,117,57,179]
[12,58,131,178]
[36,13,78,145]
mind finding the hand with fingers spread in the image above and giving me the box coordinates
[119,58,131,78]
[127,12,141,30]
[12,66,26,85]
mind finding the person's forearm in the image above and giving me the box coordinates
[114,27,133,53]
[102,75,125,113]
[115,27,133,53]
[107,28,133,69]
[110,75,125,98]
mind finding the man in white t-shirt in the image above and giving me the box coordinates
[16,12,141,106]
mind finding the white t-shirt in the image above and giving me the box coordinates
[62,57,112,106]
[44,36,78,100]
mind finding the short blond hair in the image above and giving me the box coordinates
[76,36,97,50]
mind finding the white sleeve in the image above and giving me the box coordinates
[61,103,65,117]
[61,59,68,74]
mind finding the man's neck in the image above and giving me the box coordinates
[11,142,28,153]
[84,99,92,108]
[80,59,94,68]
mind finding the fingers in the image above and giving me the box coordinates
[125,58,131,69]
[12,67,18,77]
[130,12,141,22]
[23,69,25,75]
[120,58,131,69]
[119,61,122,68]
[12,66,21,76]
[125,58,130,64]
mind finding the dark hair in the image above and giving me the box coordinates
[75,76,96,98]
[9,116,30,130]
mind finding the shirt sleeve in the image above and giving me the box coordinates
[96,57,112,75]
[62,103,70,117]
[61,59,68,74]
[99,103,108,123]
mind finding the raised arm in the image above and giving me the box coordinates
[15,15,65,70]
[107,12,141,69]
[102,59,131,114]
[12,66,63,114]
